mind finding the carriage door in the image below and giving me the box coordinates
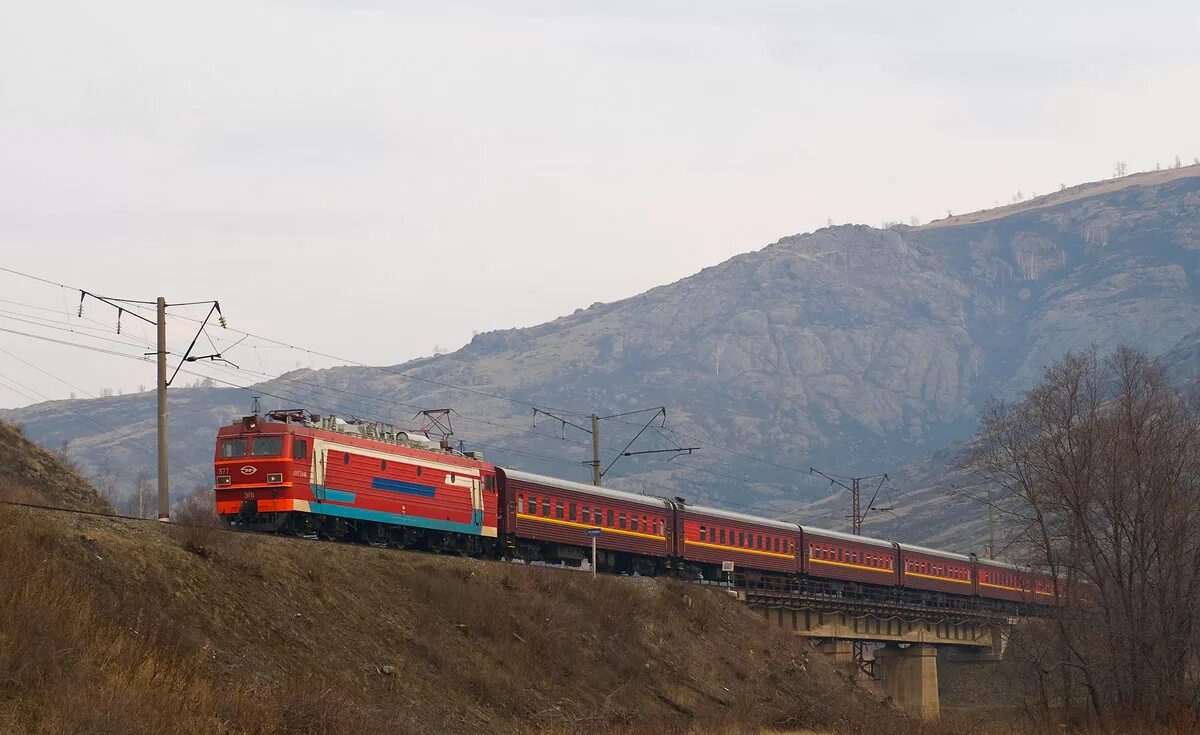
[311,439,328,502]
[471,477,483,527]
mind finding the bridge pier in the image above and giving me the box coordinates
[874,644,939,721]
[815,639,855,666]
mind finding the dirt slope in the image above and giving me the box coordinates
[0,418,110,513]
[0,504,917,735]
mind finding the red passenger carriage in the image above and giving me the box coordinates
[499,468,672,574]
[896,543,974,596]
[801,526,898,588]
[676,505,800,578]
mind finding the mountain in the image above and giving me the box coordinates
[5,167,1200,547]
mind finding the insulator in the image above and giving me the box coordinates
[219,316,228,328]
[116,308,122,334]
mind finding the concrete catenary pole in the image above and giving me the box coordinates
[590,413,602,486]
[156,296,170,521]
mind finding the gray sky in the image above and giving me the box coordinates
[2,0,1198,408]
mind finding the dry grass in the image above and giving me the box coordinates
[0,504,918,735]
[918,164,1200,230]
[0,419,111,513]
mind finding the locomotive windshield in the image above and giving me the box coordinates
[250,436,284,456]
[220,438,247,458]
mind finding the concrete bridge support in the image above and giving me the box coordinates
[874,644,939,721]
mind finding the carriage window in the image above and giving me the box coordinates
[527,496,536,515]
[251,436,283,456]
[293,439,307,459]
[607,509,614,527]
[630,515,639,531]
[658,519,665,535]
[619,513,626,529]
[569,503,576,521]
[737,532,744,547]
[221,438,247,458]
[518,496,525,513]
[719,528,726,544]
[699,526,707,542]
[543,498,551,516]
[582,507,590,524]
[555,501,564,519]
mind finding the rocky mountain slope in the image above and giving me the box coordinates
[5,168,1199,547]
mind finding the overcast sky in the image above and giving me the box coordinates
[2,0,1198,408]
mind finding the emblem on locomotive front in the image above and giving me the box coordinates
[240,466,258,475]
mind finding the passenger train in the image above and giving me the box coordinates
[213,410,1055,608]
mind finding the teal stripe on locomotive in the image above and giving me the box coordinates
[302,488,484,536]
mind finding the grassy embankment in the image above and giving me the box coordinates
[0,419,913,734]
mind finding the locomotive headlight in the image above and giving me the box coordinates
[266,473,283,484]
[217,476,232,486]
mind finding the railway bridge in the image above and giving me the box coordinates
[724,573,1024,720]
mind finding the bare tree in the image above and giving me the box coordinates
[128,470,152,518]
[959,347,1200,722]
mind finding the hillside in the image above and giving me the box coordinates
[5,169,1200,548]
[0,418,110,513]
[0,503,913,735]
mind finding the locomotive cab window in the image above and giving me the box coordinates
[293,438,308,459]
[221,438,248,458]
[251,436,283,456]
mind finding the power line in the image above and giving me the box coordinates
[1,267,814,483]
[0,267,829,512]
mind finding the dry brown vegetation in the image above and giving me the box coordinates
[0,501,943,735]
[0,419,111,513]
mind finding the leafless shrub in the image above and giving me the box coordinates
[171,484,220,557]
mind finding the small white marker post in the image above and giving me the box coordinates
[586,528,601,577]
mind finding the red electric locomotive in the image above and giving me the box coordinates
[215,410,498,553]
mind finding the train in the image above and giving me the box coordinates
[213,409,1055,608]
